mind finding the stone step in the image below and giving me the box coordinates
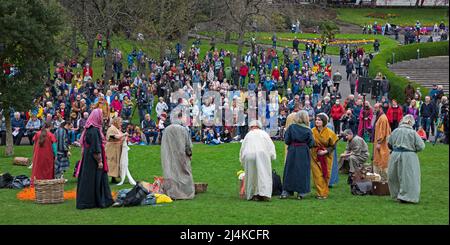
[389,56,449,95]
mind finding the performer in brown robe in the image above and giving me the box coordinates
[373,103,391,179]
[106,117,126,183]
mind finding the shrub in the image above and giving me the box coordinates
[368,41,449,103]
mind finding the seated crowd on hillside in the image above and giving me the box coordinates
[0,34,449,147]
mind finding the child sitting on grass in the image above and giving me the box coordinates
[129,127,144,145]
[417,126,427,141]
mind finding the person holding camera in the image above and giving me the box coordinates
[136,84,149,124]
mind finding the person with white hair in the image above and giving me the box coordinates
[161,112,194,200]
[280,110,315,199]
[11,112,25,145]
[239,120,276,201]
[387,114,425,204]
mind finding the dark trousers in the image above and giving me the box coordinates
[13,131,24,145]
[333,119,341,134]
[334,82,340,91]
[144,131,159,145]
[350,84,356,95]
[138,107,146,124]
[321,85,331,96]
[27,131,37,145]
[0,131,5,145]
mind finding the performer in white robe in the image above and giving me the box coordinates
[161,112,194,200]
[239,120,276,201]
[117,139,136,186]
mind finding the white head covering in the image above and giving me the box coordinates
[249,120,262,129]
[399,114,415,127]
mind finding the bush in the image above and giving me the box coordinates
[368,41,449,103]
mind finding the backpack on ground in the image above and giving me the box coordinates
[272,170,283,196]
[123,182,150,207]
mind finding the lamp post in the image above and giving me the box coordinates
[417,49,420,59]
[392,52,395,64]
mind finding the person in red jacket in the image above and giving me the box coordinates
[331,99,345,134]
[271,66,280,80]
[83,63,93,78]
[239,63,249,88]
[386,99,403,131]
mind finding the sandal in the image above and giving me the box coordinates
[316,196,328,200]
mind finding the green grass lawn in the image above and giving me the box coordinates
[0,142,448,224]
[198,31,399,56]
[336,8,449,27]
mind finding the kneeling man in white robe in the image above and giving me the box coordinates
[239,120,276,201]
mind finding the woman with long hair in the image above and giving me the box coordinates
[31,122,56,186]
[281,110,315,199]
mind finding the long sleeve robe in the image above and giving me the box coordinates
[161,123,194,200]
[373,113,391,170]
[106,125,123,178]
[240,129,276,200]
[387,124,425,203]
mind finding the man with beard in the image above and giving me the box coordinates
[373,103,391,179]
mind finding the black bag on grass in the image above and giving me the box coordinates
[351,181,372,196]
[272,170,283,196]
[123,182,150,207]
[0,173,14,188]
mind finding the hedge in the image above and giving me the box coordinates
[368,41,449,103]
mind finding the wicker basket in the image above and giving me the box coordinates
[34,178,65,204]
[194,182,208,194]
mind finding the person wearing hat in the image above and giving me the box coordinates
[239,120,276,201]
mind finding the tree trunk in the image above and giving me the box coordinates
[71,27,78,57]
[225,31,231,43]
[181,32,189,53]
[159,38,165,63]
[415,0,420,6]
[104,29,113,92]
[86,38,95,66]
[4,111,13,156]
[237,30,245,68]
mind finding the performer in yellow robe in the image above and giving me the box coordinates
[311,113,339,199]
[373,103,391,178]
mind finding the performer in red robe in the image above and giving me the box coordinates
[31,122,56,186]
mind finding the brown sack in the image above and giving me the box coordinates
[13,157,30,166]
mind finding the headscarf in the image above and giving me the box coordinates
[79,108,105,146]
[399,114,415,129]
[75,109,108,177]
[249,120,262,129]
